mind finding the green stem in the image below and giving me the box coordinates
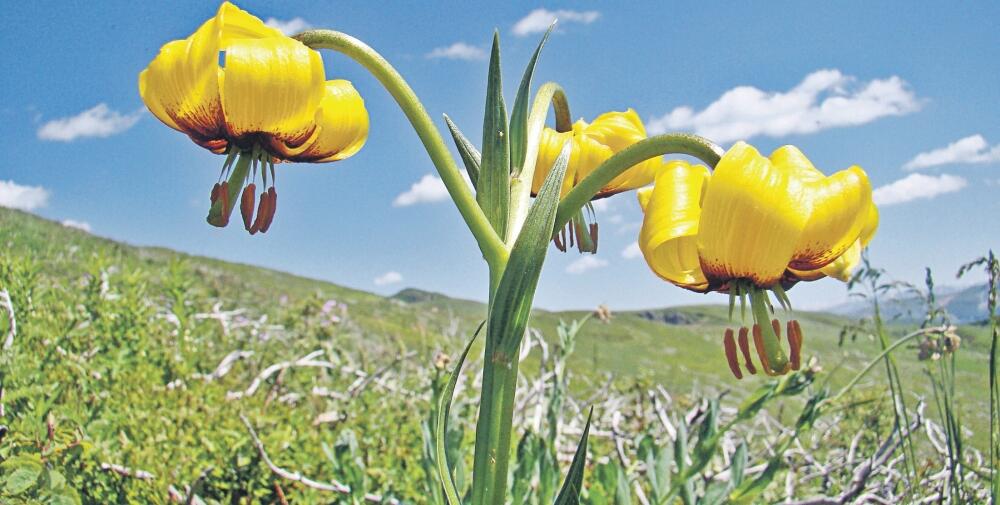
[554,133,724,232]
[507,82,571,244]
[296,30,508,269]
[472,344,520,505]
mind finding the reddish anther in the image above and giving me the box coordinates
[210,182,221,204]
[737,327,757,375]
[241,183,257,231]
[590,223,599,251]
[260,187,277,233]
[723,328,743,380]
[787,320,803,370]
[248,191,267,235]
[218,182,231,226]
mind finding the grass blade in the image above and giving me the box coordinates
[509,24,553,177]
[436,321,484,504]
[477,31,510,238]
[490,141,570,356]
[553,408,593,505]
[444,114,481,189]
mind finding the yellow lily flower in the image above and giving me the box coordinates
[533,109,658,252]
[138,2,368,234]
[637,142,878,378]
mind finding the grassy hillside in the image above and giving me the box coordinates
[0,207,994,503]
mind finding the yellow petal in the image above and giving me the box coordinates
[788,164,873,270]
[697,142,810,287]
[638,161,711,291]
[820,240,863,281]
[531,109,656,198]
[220,36,325,145]
[283,80,370,162]
[860,201,879,247]
[138,2,284,148]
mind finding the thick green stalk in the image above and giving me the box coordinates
[554,133,723,231]
[749,288,789,374]
[296,30,508,269]
[507,82,571,244]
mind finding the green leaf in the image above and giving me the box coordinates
[614,463,633,505]
[509,24,554,177]
[436,321,483,505]
[553,408,593,505]
[444,114,481,189]
[478,31,511,238]
[489,141,570,356]
[730,442,748,488]
[5,465,41,495]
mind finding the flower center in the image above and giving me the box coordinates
[721,279,803,379]
[207,145,278,235]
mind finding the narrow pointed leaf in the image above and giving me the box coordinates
[510,24,554,176]
[478,32,510,237]
[435,321,484,505]
[554,408,593,505]
[730,441,748,488]
[490,142,570,356]
[444,114,481,189]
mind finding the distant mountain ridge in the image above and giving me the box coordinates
[827,283,991,324]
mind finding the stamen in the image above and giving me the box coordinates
[787,320,803,370]
[589,222,599,252]
[217,182,231,226]
[752,324,780,377]
[723,329,742,380]
[249,191,268,235]
[737,327,756,375]
[241,183,256,231]
[260,188,277,233]
[210,183,222,204]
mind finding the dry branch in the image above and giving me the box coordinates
[100,462,155,480]
[1,289,16,350]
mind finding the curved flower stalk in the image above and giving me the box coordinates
[531,109,661,252]
[139,2,369,234]
[636,142,879,377]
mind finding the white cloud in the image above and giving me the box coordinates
[264,17,311,35]
[426,42,487,61]
[646,69,921,143]
[873,173,966,206]
[621,242,642,260]
[0,180,50,211]
[512,8,600,37]
[374,271,403,286]
[566,255,608,274]
[903,134,1000,171]
[393,174,450,207]
[37,104,142,142]
[61,219,92,233]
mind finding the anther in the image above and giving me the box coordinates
[787,320,803,370]
[249,191,267,235]
[210,183,222,204]
[737,327,757,375]
[752,324,779,377]
[217,182,231,226]
[723,329,742,380]
[241,183,256,231]
[260,187,277,233]
[590,222,599,252]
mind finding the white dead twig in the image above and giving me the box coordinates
[194,350,254,382]
[1,289,16,350]
[227,350,330,400]
[100,462,155,480]
[239,414,395,503]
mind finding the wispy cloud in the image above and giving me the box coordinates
[903,134,1000,171]
[621,242,642,260]
[566,256,609,274]
[873,173,966,206]
[512,8,600,37]
[264,17,311,35]
[37,104,142,142]
[374,271,403,286]
[0,180,50,211]
[647,69,921,143]
[61,219,92,233]
[426,42,487,61]
[393,174,450,207]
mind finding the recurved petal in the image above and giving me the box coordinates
[220,36,326,147]
[533,128,577,195]
[789,165,873,270]
[583,109,647,153]
[860,201,879,247]
[788,238,863,282]
[284,80,369,162]
[638,161,711,291]
[697,142,809,287]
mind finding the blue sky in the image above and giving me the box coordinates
[1,1,998,311]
